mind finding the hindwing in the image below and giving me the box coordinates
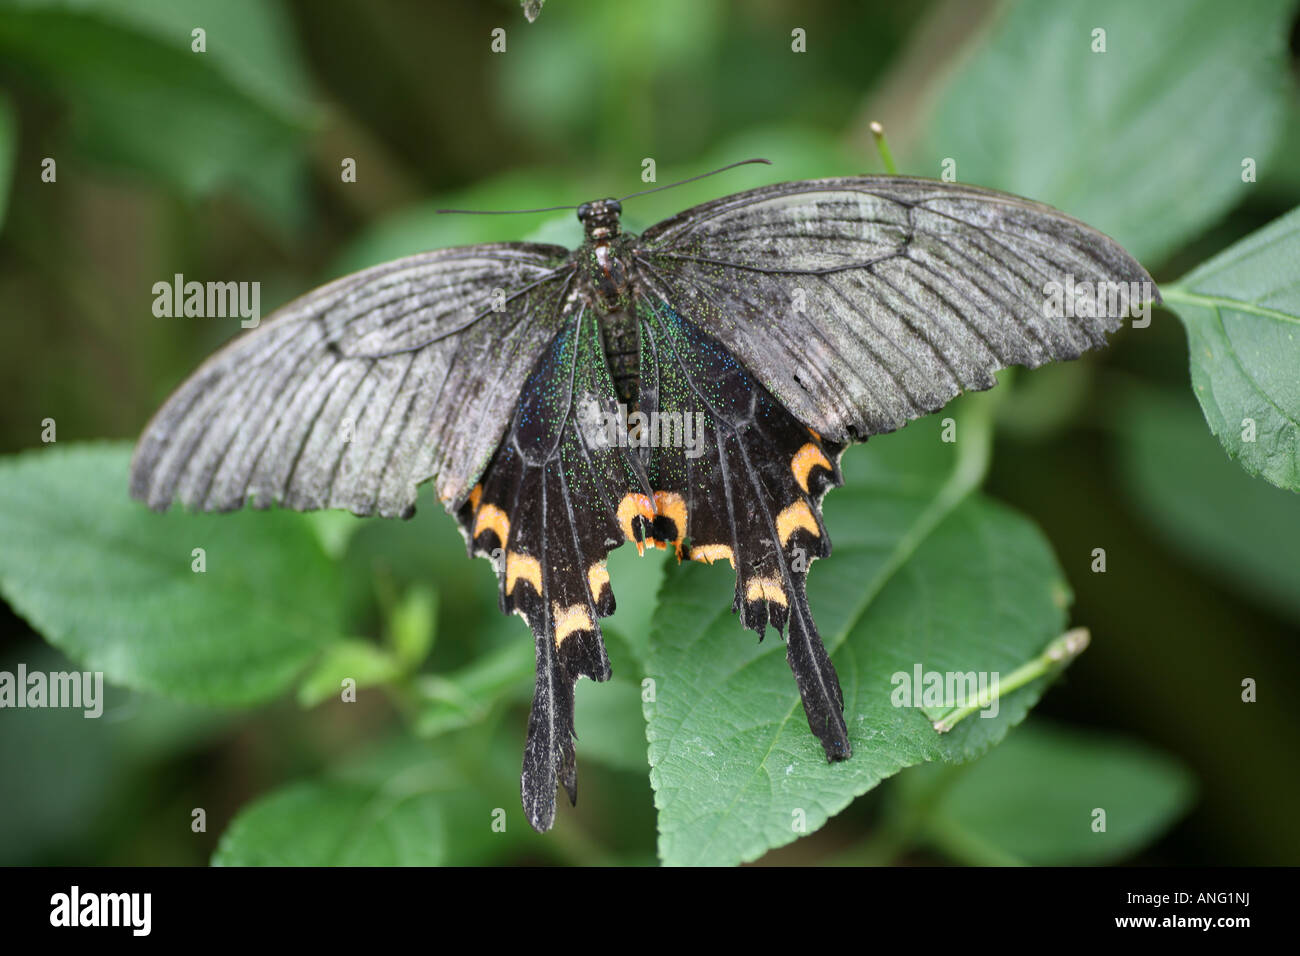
[634,298,851,760]
[455,307,644,832]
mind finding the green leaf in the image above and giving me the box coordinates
[916,0,1296,264]
[599,544,668,667]
[0,0,317,226]
[1162,206,1300,492]
[646,396,1079,866]
[1113,384,1300,624]
[0,444,344,705]
[212,735,551,866]
[213,778,448,866]
[296,639,401,709]
[900,722,1194,865]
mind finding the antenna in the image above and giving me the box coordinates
[435,203,580,215]
[618,158,772,203]
[434,158,773,216]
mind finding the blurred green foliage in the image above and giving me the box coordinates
[916,0,1296,265]
[888,722,1195,866]
[0,0,1298,866]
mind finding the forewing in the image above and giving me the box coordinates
[130,243,573,518]
[635,176,1158,443]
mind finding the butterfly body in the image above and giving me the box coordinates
[130,175,1157,833]
[596,305,641,405]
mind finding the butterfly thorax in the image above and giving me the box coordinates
[577,199,641,404]
[576,200,633,310]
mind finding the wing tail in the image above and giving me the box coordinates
[522,622,579,831]
[787,594,850,760]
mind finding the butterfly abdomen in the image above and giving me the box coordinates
[597,307,641,405]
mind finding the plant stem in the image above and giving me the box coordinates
[932,628,1090,733]
[870,121,898,175]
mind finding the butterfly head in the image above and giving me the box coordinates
[577,199,622,241]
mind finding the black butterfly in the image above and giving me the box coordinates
[130,173,1156,832]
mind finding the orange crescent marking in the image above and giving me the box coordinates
[653,490,688,558]
[617,493,656,555]
[791,443,832,493]
[776,500,819,546]
[745,577,788,607]
[506,551,542,596]
[552,603,593,648]
[473,503,510,546]
[467,484,483,513]
[690,544,735,566]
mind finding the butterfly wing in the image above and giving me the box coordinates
[130,243,572,519]
[629,175,1157,765]
[130,176,1162,834]
[634,298,850,761]
[454,306,645,832]
[634,176,1158,443]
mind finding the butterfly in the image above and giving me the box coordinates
[130,169,1157,832]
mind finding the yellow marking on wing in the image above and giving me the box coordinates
[746,577,788,607]
[552,603,593,648]
[467,483,483,513]
[588,562,610,600]
[791,443,832,493]
[653,490,688,558]
[506,551,541,596]
[473,503,510,545]
[690,544,735,566]
[617,493,656,554]
[776,500,819,546]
